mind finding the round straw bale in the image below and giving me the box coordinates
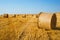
[8,14,16,18]
[3,14,8,18]
[38,12,56,29]
[55,12,60,28]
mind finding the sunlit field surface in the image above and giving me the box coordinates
[0,12,60,40]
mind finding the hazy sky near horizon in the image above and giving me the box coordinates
[0,0,60,14]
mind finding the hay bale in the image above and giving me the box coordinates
[3,14,8,18]
[7,14,16,18]
[16,14,26,18]
[38,12,56,29]
[55,12,60,28]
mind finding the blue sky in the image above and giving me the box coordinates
[0,0,60,14]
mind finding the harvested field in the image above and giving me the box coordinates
[0,12,60,40]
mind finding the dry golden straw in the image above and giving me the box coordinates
[38,12,56,29]
[55,12,60,28]
[0,12,60,40]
